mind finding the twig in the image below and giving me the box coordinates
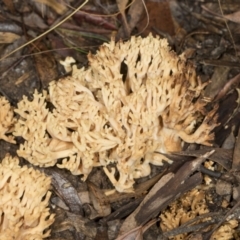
[217,0,238,59]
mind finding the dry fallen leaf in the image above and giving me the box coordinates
[2,0,15,13]
[127,0,144,34]
[35,0,68,15]
[0,31,20,43]
[224,10,240,24]
[136,0,175,37]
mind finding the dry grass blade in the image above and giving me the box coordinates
[134,0,149,36]
[116,0,131,37]
[217,0,238,59]
[232,127,240,171]
[0,0,88,62]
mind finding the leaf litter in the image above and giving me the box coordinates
[0,0,240,239]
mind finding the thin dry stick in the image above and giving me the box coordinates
[217,0,238,58]
[137,0,149,36]
[0,0,88,62]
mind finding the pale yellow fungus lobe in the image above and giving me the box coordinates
[0,154,55,239]
[14,34,218,192]
[0,96,16,143]
[160,188,238,240]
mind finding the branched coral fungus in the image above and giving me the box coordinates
[0,96,16,143]
[0,154,55,239]
[160,188,238,240]
[14,34,218,192]
[160,189,209,239]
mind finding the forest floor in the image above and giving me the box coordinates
[0,0,240,239]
